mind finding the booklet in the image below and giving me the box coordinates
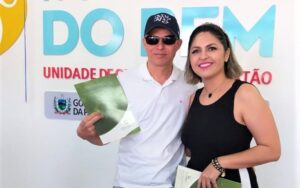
[74,74,140,144]
[175,165,241,188]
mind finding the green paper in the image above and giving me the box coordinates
[175,165,241,188]
[74,74,140,144]
[190,177,241,188]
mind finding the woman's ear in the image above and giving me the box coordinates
[225,48,230,62]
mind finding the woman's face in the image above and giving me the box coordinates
[189,31,230,81]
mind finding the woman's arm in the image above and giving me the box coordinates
[218,83,281,169]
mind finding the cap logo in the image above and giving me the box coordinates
[154,14,171,24]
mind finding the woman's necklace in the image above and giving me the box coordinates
[203,79,228,98]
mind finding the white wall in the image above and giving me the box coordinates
[0,1,299,188]
[295,0,300,186]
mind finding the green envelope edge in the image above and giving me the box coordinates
[128,127,141,135]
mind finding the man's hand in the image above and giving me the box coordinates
[77,112,104,145]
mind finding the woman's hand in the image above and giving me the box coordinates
[197,163,221,188]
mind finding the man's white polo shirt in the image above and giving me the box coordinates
[114,63,195,188]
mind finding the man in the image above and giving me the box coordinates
[77,12,195,188]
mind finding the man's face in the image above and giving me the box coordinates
[143,28,182,68]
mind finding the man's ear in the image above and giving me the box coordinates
[175,39,182,50]
[142,37,147,48]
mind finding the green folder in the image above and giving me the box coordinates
[190,176,241,188]
[74,74,140,144]
[175,165,241,188]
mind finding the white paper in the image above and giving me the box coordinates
[100,110,139,144]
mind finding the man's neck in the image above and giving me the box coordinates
[147,62,173,85]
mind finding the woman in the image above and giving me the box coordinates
[181,23,281,188]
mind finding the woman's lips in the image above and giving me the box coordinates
[198,62,212,68]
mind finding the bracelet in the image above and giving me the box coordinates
[211,158,226,177]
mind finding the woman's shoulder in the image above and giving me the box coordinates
[235,80,263,104]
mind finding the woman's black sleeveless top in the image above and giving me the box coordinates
[181,80,258,187]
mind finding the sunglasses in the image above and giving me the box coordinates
[145,35,178,45]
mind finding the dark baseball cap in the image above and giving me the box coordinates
[144,12,180,39]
